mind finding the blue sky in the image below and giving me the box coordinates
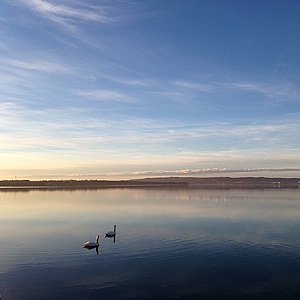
[0,0,300,179]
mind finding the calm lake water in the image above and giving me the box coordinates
[1,188,300,300]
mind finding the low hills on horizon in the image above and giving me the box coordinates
[0,177,299,189]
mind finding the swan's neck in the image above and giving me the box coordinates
[114,225,116,233]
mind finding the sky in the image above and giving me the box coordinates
[0,0,300,180]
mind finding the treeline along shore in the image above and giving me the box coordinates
[0,177,299,190]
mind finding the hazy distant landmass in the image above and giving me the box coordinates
[0,177,299,190]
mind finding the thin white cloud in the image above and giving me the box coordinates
[117,167,300,177]
[146,80,216,105]
[20,0,114,24]
[168,79,300,103]
[150,91,183,97]
[104,76,154,87]
[0,55,76,99]
[2,57,75,74]
[228,82,300,102]
[75,89,136,103]
[173,80,214,92]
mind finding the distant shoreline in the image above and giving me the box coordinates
[0,177,299,190]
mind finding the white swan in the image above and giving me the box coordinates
[105,225,116,238]
[83,234,99,249]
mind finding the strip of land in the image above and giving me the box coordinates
[0,177,299,190]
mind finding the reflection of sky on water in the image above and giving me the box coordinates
[1,189,300,221]
[1,189,300,299]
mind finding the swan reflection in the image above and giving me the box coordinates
[83,245,99,255]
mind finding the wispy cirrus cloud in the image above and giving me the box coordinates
[103,76,155,87]
[19,0,115,28]
[1,57,75,74]
[0,55,76,99]
[173,80,214,92]
[227,81,300,102]
[75,89,136,103]
[168,79,300,103]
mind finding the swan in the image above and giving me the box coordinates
[105,225,116,238]
[83,234,99,249]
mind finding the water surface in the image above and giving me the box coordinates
[1,188,300,299]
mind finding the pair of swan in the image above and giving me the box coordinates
[83,225,117,249]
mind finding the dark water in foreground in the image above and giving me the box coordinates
[0,188,300,300]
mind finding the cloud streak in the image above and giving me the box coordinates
[226,82,300,102]
[173,80,214,92]
[167,80,300,103]
[75,89,136,103]
[112,167,300,177]
[20,0,115,27]
[2,57,75,74]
